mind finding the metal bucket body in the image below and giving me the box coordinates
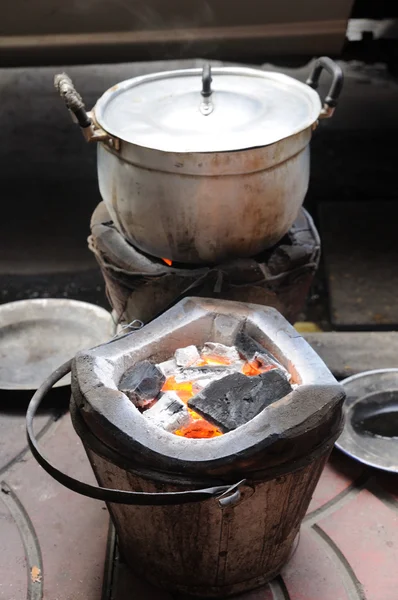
[80,426,329,597]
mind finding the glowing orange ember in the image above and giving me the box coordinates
[161,377,204,421]
[242,360,274,376]
[162,350,274,438]
[162,376,193,403]
[197,355,232,366]
[162,258,173,266]
[160,351,277,439]
[175,420,222,438]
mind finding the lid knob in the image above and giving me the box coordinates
[201,64,212,98]
[200,64,214,116]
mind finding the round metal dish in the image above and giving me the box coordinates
[0,299,114,390]
[336,369,398,473]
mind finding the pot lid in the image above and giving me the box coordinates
[94,66,322,154]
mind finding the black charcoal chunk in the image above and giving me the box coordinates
[188,369,292,432]
[119,360,165,407]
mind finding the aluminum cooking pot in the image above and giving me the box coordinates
[55,59,343,264]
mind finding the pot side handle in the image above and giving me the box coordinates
[26,359,246,506]
[54,73,92,129]
[306,57,344,119]
[54,73,119,149]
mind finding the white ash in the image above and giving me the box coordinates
[175,366,236,384]
[157,358,181,378]
[201,342,241,364]
[157,343,243,383]
[174,345,200,368]
[143,391,191,432]
[254,351,276,369]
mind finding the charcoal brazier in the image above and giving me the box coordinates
[67,298,344,597]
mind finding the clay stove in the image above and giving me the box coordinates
[69,297,344,597]
[89,203,320,325]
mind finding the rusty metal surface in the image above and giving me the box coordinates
[97,132,311,263]
[87,447,328,597]
[0,299,114,390]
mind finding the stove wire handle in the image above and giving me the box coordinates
[26,360,247,506]
[306,57,344,119]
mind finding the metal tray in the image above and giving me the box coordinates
[336,369,398,473]
[0,299,114,390]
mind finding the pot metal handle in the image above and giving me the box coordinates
[306,57,344,118]
[54,73,119,148]
[26,360,245,506]
[54,73,92,129]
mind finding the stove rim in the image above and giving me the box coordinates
[72,297,344,469]
[71,394,343,485]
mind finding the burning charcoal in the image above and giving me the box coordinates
[236,331,283,370]
[143,391,192,432]
[181,365,227,375]
[254,352,280,371]
[188,369,292,433]
[157,358,181,378]
[236,331,272,362]
[191,372,238,393]
[192,378,214,392]
[201,342,241,364]
[175,366,235,384]
[254,352,290,380]
[174,345,200,368]
[119,360,165,408]
[176,420,221,439]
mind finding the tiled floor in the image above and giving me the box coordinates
[0,396,397,600]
